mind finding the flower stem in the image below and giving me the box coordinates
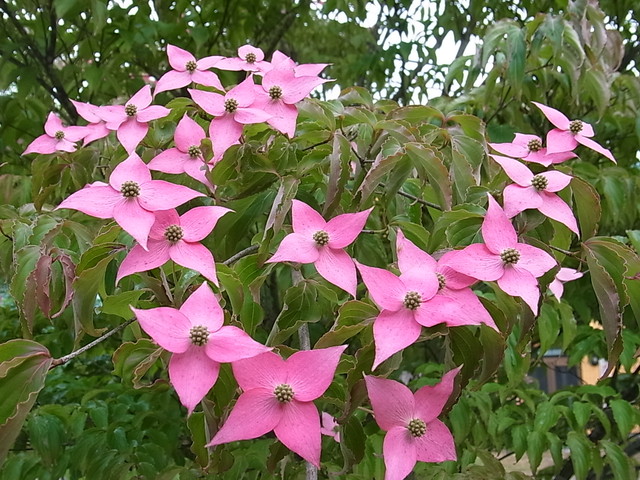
[222,244,259,265]
[50,317,137,368]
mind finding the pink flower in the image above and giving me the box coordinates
[22,112,85,155]
[267,200,373,296]
[131,283,271,414]
[489,133,576,167]
[147,114,213,188]
[267,50,331,77]
[320,412,340,442]
[70,100,111,145]
[549,267,583,300]
[96,85,170,153]
[208,346,347,467]
[154,45,223,95]
[57,154,203,250]
[116,206,231,285]
[445,195,557,315]
[214,44,270,72]
[532,102,616,163]
[189,77,272,160]
[491,154,579,234]
[396,231,498,330]
[252,61,328,137]
[365,367,460,480]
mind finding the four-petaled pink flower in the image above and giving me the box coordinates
[189,77,272,161]
[396,230,498,331]
[320,412,340,442]
[489,133,576,167]
[132,283,271,414]
[267,200,372,296]
[549,267,583,300]
[208,346,347,467]
[445,195,557,315]
[97,85,170,153]
[57,154,203,250]
[491,154,579,234]
[532,101,616,163]
[147,114,213,189]
[154,44,224,95]
[214,44,270,72]
[116,206,231,285]
[365,367,460,480]
[252,61,328,137]
[23,112,85,155]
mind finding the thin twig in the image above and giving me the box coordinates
[549,244,586,264]
[50,317,137,368]
[222,244,259,265]
[379,183,443,210]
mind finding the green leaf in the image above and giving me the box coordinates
[600,440,634,480]
[526,430,545,474]
[187,412,209,468]
[324,133,352,215]
[572,401,591,429]
[315,300,377,348]
[267,280,321,345]
[112,339,164,389]
[571,177,601,239]
[566,432,592,480]
[507,27,526,98]
[534,402,559,433]
[0,339,53,464]
[405,143,452,210]
[609,399,636,439]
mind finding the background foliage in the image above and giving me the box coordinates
[0,0,638,479]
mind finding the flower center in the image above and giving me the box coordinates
[527,138,542,152]
[164,224,184,243]
[224,98,239,113]
[185,60,197,73]
[245,52,256,63]
[569,120,583,134]
[407,418,427,438]
[274,383,294,403]
[54,130,65,140]
[403,291,422,310]
[312,230,330,246]
[269,85,283,100]
[120,180,140,197]
[436,273,446,291]
[500,247,521,265]
[531,174,548,191]
[189,325,210,346]
[124,104,137,117]
[187,145,202,158]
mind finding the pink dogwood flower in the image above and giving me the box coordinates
[489,133,576,167]
[396,230,498,330]
[116,206,231,285]
[445,195,557,315]
[549,267,583,300]
[70,100,112,145]
[189,77,272,160]
[154,45,224,95]
[131,282,271,414]
[97,85,170,153]
[208,346,347,466]
[252,61,328,137]
[491,154,579,234]
[267,200,373,296]
[320,412,340,442]
[214,44,270,72]
[147,114,213,188]
[365,367,460,480]
[268,50,331,77]
[532,102,616,163]
[22,112,85,155]
[57,154,203,249]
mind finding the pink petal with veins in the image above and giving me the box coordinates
[373,309,422,369]
[538,192,580,234]
[131,306,191,353]
[113,198,156,249]
[179,282,224,332]
[497,267,541,315]
[356,262,406,311]
[365,375,415,430]
[205,326,271,363]
[291,199,326,235]
[286,346,346,401]
[482,195,517,253]
[576,135,616,163]
[166,44,195,71]
[490,155,533,186]
[546,129,577,153]
[396,230,437,274]
[181,206,231,242]
[56,184,122,219]
[444,243,504,282]
[502,184,543,218]
[325,207,372,249]
[116,240,170,283]
[274,400,322,467]
[414,419,457,462]
[169,347,220,415]
[315,247,357,295]
[116,118,148,153]
[137,180,203,211]
[267,232,320,264]
[413,367,460,422]
[232,352,288,391]
[383,428,418,480]
[532,102,570,130]
[169,241,218,285]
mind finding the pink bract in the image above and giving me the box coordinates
[491,155,579,234]
[189,77,272,161]
[23,112,86,155]
[532,102,616,163]
[70,100,112,145]
[147,114,213,188]
[96,85,170,153]
[549,267,584,300]
[131,283,271,414]
[116,206,232,285]
[365,367,460,480]
[445,195,557,315]
[267,199,373,296]
[57,154,204,250]
[214,44,270,72]
[154,44,223,95]
[489,133,576,167]
[208,346,347,467]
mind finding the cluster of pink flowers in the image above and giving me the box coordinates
[22,41,607,478]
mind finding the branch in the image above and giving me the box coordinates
[50,317,137,368]
[379,183,443,210]
[222,244,259,265]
